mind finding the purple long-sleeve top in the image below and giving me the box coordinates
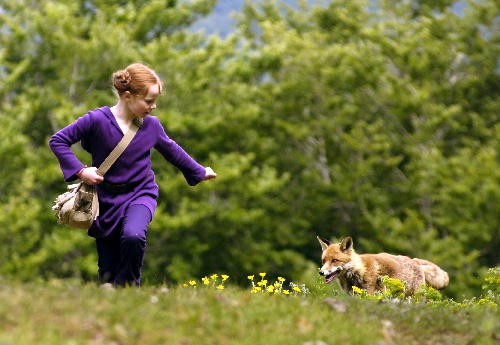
[49,106,206,238]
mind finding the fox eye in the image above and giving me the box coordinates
[331,259,340,263]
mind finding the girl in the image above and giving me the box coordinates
[49,63,216,286]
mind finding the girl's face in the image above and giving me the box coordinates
[126,84,161,118]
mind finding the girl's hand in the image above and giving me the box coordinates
[203,167,217,180]
[77,167,104,185]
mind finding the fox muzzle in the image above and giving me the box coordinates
[319,267,343,276]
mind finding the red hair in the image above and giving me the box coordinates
[112,63,162,96]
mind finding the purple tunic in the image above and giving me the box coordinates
[49,106,206,238]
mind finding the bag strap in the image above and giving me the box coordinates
[96,117,142,176]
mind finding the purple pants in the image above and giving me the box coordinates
[95,204,152,287]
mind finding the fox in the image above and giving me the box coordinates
[317,236,449,296]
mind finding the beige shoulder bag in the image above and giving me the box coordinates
[52,118,141,230]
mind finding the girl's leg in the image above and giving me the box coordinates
[95,228,121,284]
[114,204,152,287]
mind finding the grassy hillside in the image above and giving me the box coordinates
[0,277,498,345]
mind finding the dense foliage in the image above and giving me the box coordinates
[0,0,498,298]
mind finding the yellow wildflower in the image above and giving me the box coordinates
[278,277,285,282]
[221,275,229,281]
[283,290,290,295]
[267,286,275,293]
[182,283,188,287]
[257,280,268,287]
[202,277,210,285]
[210,274,218,280]
[247,275,254,280]
[216,285,225,290]
[293,286,302,293]
[259,273,266,278]
[352,286,364,295]
[189,280,196,286]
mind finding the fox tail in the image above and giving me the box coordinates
[412,258,449,290]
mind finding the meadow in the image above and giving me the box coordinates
[0,272,498,345]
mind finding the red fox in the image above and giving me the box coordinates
[317,236,449,295]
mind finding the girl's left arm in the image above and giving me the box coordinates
[153,119,212,186]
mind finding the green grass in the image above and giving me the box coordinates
[0,279,498,345]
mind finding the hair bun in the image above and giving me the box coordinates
[112,63,162,96]
[112,70,132,92]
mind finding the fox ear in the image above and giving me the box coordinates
[317,236,331,251]
[340,236,353,252]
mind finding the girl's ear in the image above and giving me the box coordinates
[122,90,133,102]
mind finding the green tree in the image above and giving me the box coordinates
[0,0,498,298]
[0,0,217,280]
[229,0,499,296]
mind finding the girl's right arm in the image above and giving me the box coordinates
[49,113,95,182]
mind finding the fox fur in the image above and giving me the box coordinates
[317,236,449,295]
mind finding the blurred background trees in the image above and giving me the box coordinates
[0,0,498,298]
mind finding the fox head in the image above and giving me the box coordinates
[317,236,355,284]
